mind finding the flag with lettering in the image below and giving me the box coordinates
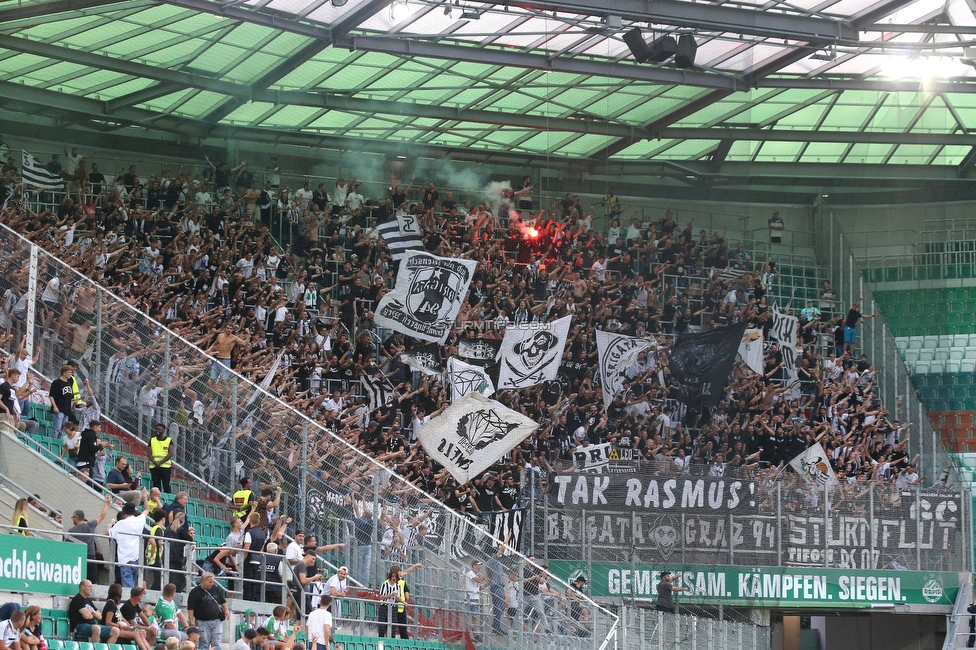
[596,330,656,409]
[770,306,800,399]
[374,250,477,344]
[418,392,538,484]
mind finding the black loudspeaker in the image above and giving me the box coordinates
[675,34,698,67]
[647,35,678,63]
[623,27,652,62]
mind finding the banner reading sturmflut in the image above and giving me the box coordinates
[375,251,477,344]
[418,392,538,484]
[596,330,655,409]
[497,316,572,389]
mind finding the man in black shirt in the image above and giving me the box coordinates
[242,512,268,601]
[88,163,106,196]
[119,587,155,643]
[261,542,284,603]
[0,368,24,432]
[843,298,876,355]
[475,475,501,513]
[76,420,108,486]
[49,364,76,439]
[655,570,686,613]
[187,572,229,650]
[497,475,518,511]
[69,580,120,643]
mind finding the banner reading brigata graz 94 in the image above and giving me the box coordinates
[544,472,964,571]
[548,561,960,609]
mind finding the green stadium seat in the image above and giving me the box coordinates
[62,643,80,650]
[93,643,109,650]
[47,641,63,650]
[78,643,94,650]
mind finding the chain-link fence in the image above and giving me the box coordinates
[616,607,770,650]
[0,221,621,649]
[812,201,960,490]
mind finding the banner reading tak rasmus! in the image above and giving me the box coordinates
[549,561,959,609]
[0,534,86,595]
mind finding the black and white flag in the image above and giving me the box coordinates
[770,306,801,399]
[738,328,764,375]
[377,214,423,261]
[418,392,538,484]
[362,373,396,413]
[595,330,656,409]
[497,315,572,389]
[457,338,501,366]
[22,150,63,190]
[668,322,747,408]
[788,442,838,487]
[400,344,442,377]
[447,356,495,399]
[374,251,477,344]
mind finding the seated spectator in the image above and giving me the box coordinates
[119,587,156,646]
[10,498,29,536]
[18,606,43,650]
[103,583,152,650]
[0,608,26,650]
[262,606,292,650]
[105,456,144,506]
[69,580,120,644]
[155,583,189,642]
[231,629,259,650]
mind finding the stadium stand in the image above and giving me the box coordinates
[0,144,965,650]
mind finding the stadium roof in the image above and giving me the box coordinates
[2,0,976,172]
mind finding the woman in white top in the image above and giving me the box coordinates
[61,420,82,470]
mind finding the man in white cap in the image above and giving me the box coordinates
[323,566,349,629]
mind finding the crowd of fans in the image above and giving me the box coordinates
[0,146,922,496]
[0,140,935,646]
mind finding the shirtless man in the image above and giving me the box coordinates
[244,180,261,221]
[207,321,247,380]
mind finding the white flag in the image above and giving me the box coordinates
[788,442,838,486]
[738,328,764,376]
[374,251,477,344]
[595,330,655,409]
[496,315,572,389]
[447,356,495,399]
[418,392,538,484]
[771,306,800,399]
